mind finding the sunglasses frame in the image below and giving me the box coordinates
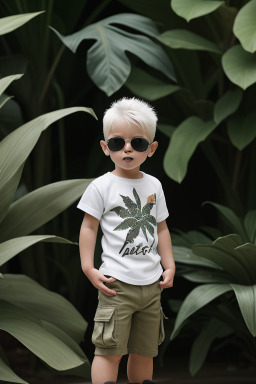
[107,136,152,152]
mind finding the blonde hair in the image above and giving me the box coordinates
[103,97,157,142]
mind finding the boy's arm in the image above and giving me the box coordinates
[157,220,175,289]
[79,213,116,296]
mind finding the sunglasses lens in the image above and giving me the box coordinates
[131,137,149,152]
[107,137,125,152]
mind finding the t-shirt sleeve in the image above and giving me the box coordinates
[77,183,104,221]
[156,183,169,223]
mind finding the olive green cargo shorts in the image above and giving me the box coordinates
[92,279,165,357]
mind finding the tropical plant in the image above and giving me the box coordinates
[0,1,176,304]
[0,12,97,382]
[120,0,256,215]
[170,202,256,375]
[111,188,156,254]
[52,12,176,96]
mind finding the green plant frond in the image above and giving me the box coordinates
[144,214,157,226]
[222,44,256,90]
[142,202,153,216]
[230,283,256,337]
[125,225,140,243]
[173,245,222,269]
[110,206,131,218]
[0,12,44,36]
[233,0,256,54]
[0,235,75,267]
[51,13,176,96]
[0,74,23,97]
[233,243,256,284]
[141,225,148,241]
[0,299,86,371]
[203,202,249,241]
[113,218,138,231]
[0,274,87,342]
[144,221,155,238]
[133,187,141,211]
[120,194,140,216]
[164,117,217,183]
[171,284,232,340]
[193,234,253,284]
[189,318,233,376]
[0,179,93,242]
[171,0,224,22]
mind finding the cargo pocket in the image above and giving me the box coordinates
[158,308,165,345]
[92,306,117,348]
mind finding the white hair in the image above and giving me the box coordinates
[103,97,158,142]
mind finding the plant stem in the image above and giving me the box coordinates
[39,44,66,106]
[201,140,243,213]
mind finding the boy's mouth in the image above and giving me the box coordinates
[123,157,133,162]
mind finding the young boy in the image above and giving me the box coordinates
[78,98,175,384]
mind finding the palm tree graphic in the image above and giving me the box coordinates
[111,188,156,255]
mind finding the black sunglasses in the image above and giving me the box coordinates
[107,137,151,152]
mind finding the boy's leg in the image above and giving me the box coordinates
[127,353,153,383]
[91,354,122,384]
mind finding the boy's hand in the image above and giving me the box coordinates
[86,268,117,296]
[159,268,175,289]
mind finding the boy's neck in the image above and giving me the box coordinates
[111,168,143,179]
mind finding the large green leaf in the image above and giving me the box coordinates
[0,179,92,241]
[51,13,176,96]
[203,202,248,240]
[171,0,224,22]
[0,74,23,97]
[0,274,87,341]
[233,243,256,284]
[41,321,90,377]
[163,117,216,183]
[0,107,96,223]
[158,30,221,53]
[213,88,243,124]
[180,269,230,284]
[227,111,256,150]
[0,300,85,371]
[244,210,256,243]
[233,0,256,53]
[0,235,74,267]
[42,320,87,361]
[125,67,180,101]
[0,164,24,228]
[189,318,233,375]
[0,355,27,384]
[231,284,256,336]
[222,45,256,90]
[0,12,44,36]
[173,229,213,247]
[193,235,253,285]
[173,246,220,269]
[171,284,232,339]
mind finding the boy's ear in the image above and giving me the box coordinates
[148,141,158,157]
[100,140,110,156]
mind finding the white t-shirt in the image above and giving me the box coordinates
[77,172,169,285]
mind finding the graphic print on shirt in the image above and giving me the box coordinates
[110,188,157,257]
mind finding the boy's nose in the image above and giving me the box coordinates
[123,141,133,151]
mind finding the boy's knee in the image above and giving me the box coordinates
[101,354,122,365]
